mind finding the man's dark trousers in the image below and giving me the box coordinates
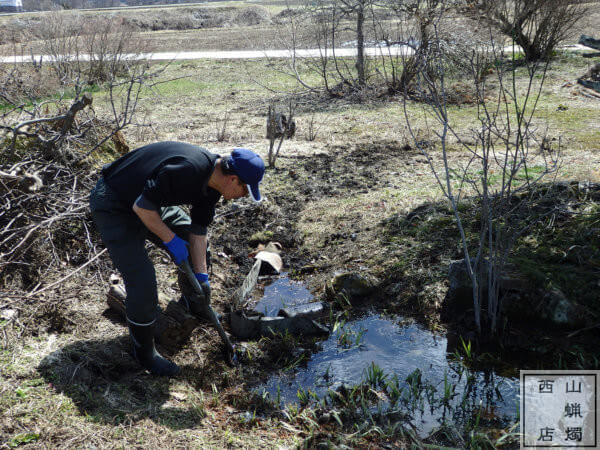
[90,177,192,324]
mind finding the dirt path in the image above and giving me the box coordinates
[0,44,591,64]
[0,46,416,63]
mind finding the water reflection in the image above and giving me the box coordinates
[252,273,314,316]
[253,275,519,436]
[259,313,518,435]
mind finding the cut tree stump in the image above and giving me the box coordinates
[107,282,200,349]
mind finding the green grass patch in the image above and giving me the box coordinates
[8,433,40,448]
[512,199,600,310]
[0,81,102,113]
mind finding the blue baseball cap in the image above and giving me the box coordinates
[227,148,265,202]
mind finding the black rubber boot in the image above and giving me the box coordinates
[127,318,180,376]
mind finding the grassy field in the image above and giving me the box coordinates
[2,3,600,448]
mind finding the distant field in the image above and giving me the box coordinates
[0,1,305,55]
[1,1,600,56]
[0,0,296,22]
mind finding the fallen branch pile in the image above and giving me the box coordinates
[0,93,107,291]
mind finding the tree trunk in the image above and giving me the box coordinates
[355,4,365,86]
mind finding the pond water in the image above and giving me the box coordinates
[252,273,314,316]
[253,275,519,436]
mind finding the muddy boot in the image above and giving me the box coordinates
[127,318,180,376]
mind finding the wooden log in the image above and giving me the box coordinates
[58,93,93,134]
[107,284,200,349]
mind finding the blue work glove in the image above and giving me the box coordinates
[195,272,209,286]
[163,235,188,265]
[195,273,211,304]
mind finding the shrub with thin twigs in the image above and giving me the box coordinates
[404,10,561,337]
[36,12,142,85]
[0,16,173,294]
[305,113,322,141]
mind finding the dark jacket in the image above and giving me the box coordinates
[102,141,221,234]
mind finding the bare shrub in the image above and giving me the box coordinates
[0,51,172,295]
[35,12,83,84]
[305,113,322,141]
[0,20,28,46]
[404,14,561,337]
[376,0,447,95]
[116,7,269,33]
[234,6,271,26]
[476,0,590,62]
[215,112,231,142]
[37,12,143,85]
[272,0,462,98]
[0,60,62,105]
[80,16,140,84]
[270,0,372,95]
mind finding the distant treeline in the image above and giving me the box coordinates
[22,0,202,10]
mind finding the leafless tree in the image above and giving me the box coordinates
[272,0,459,98]
[271,0,378,96]
[404,15,561,337]
[36,12,83,84]
[372,0,447,94]
[81,15,138,84]
[338,0,377,87]
[476,0,590,62]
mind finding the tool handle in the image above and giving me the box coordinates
[179,260,235,355]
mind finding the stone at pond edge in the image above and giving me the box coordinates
[325,272,379,302]
[536,287,589,328]
[447,259,530,309]
[445,259,591,329]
